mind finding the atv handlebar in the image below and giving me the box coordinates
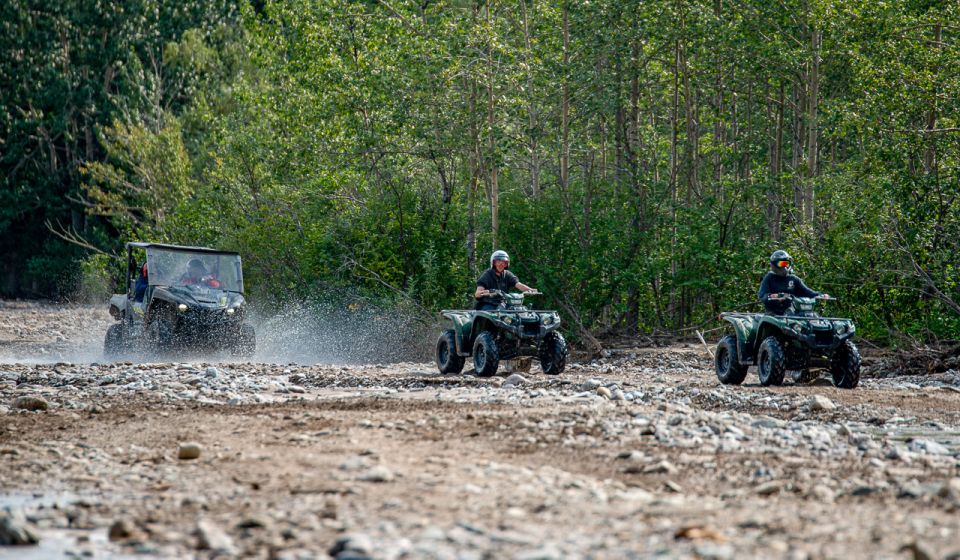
[765,293,835,301]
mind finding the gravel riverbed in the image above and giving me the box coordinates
[1,300,959,559]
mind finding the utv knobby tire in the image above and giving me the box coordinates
[715,334,748,385]
[153,317,176,353]
[436,329,465,375]
[472,331,500,377]
[104,324,124,359]
[757,336,786,387]
[539,331,568,375]
[830,340,861,389]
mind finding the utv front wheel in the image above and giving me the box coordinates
[104,324,124,359]
[757,336,786,387]
[715,334,747,385]
[539,332,568,375]
[472,331,500,377]
[830,340,861,389]
[436,329,465,374]
[232,324,256,358]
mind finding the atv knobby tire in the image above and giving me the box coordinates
[473,331,499,377]
[436,329,465,374]
[715,334,748,385]
[830,340,861,389]
[758,336,786,386]
[539,331,568,375]
[104,324,124,359]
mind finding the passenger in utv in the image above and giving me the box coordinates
[134,262,148,302]
[474,250,537,310]
[180,258,221,288]
[758,250,829,315]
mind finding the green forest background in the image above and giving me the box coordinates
[2,0,958,346]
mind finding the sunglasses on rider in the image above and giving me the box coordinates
[775,260,791,268]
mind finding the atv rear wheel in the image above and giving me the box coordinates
[758,336,786,386]
[830,340,861,389]
[715,334,747,385]
[436,329,465,374]
[104,324,124,359]
[472,331,500,377]
[539,331,568,375]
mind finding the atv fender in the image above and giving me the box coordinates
[720,313,759,365]
[442,311,474,356]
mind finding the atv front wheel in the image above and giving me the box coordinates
[104,324,124,359]
[758,336,786,386]
[539,331,568,375]
[473,331,500,377]
[436,329,465,374]
[715,334,747,385]
[830,340,861,389]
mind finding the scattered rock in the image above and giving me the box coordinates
[675,525,727,542]
[908,438,950,455]
[178,442,202,460]
[0,510,40,545]
[755,480,784,496]
[12,396,49,411]
[503,374,527,387]
[596,386,612,399]
[329,532,374,557]
[808,395,836,412]
[108,518,138,541]
[358,465,394,483]
[900,541,936,560]
[196,519,236,555]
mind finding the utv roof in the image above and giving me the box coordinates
[125,242,240,256]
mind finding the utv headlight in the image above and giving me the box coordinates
[226,308,235,315]
[177,304,188,312]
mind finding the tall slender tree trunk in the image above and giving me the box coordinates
[486,0,499,249]
[804,29,821,223]
[791,80,805,220]
[923,23,941,175]
[559,3,570,192]
[520,0,540,197]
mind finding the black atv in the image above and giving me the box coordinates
[436,290,568,377]
[104,242,256,359]
[715,294,860,388]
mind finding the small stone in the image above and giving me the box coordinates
[808,395,836,412]
[580,379,602,391]
[755,481,784,496]
[196,519,236,554]
[329,532,374,556]
[358,465,394,483]
[938,478,960,502]
[908,438,950,455]
[0,510,40,545]
[611,388,626,401]
[178,442,202,460]
[503,374,527,387]
[643,460,677,475]
[810,484,835,503]
[596,386,612,399]
[900,541,936,560]
[108,519,137,541]
[12,396,49,411]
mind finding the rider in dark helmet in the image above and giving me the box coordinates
[758,250,828,315]
[474,250,536,310]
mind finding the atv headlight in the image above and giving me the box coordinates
[502,316,513,325]
[177,304,188,312]
[542,315,553,325]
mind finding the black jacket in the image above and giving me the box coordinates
[475,268,519,310]
[758,271,820,314]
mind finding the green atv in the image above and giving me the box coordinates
[715,294,861,389]
[436,291,568,377]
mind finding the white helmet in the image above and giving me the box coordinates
[490,250,510,268]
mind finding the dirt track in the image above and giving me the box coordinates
[1,301,959,559]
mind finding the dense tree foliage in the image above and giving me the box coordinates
[2,0,959,344]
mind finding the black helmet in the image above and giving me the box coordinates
[769,250,793,276]
[188,258,206,272]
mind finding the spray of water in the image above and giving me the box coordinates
[0,295,441,366]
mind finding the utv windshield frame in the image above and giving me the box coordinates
[126,242,245,294]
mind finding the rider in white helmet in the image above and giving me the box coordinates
[474,250,536,310]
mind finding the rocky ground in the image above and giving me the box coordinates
[1,300,959,559]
